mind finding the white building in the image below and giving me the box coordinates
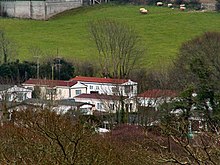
[0,85,32,102]
[20,98,95,115]
[22,79,87,100]
[74,93,136,113]
[70,76,138,98]
[21,77,138,112]
[138,89,178,110]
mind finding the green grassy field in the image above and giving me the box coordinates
[1,4,220,69]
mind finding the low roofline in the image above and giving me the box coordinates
[75,93,127,100]
[70,76,137,84]
[22,78,78,87]
[138,89,178,98]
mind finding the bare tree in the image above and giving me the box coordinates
[29,46,44,79]
[0,29,17,63]
[147,118,220,164]
[89,19,144,79]
[0,108,97,164]
[72,59,97,77]
[142,32,220,164]
[0,107,157,165]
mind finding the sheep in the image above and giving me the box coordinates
[139,8,148,14]
[156,2,163,6]
[167,3,173,8]
[180,6,186,11]
[140,9,148,14]
[139,8,145,12]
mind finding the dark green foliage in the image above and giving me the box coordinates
[73,60,96,77]
[216,0,220,11]
[40,58,75,80]
[0,60,36,84]
[0,58,74,84]
[170,32,220,133]
[0,63,14,79]
[56,58,75,80]
[170,32,220,89]
[17,61,37,81]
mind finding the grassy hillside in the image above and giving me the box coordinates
[1,4,220,69]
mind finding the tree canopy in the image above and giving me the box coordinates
[90,19,144,79]
[167,32,220,133]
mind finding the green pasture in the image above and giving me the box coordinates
[0,4,220,69]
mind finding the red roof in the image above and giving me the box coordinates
[70,76,128,84]
[23,79,77,87]
[138,89,177,98]
[75,93,126,100]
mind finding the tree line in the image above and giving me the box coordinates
[2,18,220,133]
[0,59,75,84]
[0,29,98,84]
[1,15,220,164]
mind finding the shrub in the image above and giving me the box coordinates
[216,0,220,11]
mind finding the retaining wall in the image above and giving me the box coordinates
[202,3,216,11]
[0,0,83,20]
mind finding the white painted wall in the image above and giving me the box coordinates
[0,0,83,20]
[31,1,46,20]
[76,80,138,97]
[1,2,16,17]
[74,97,120,113]
[15,1,31,18]
[83,82,114,95]
[55,85,87,100]
[22,82,87,100]
[0,86,32,102]
[138,96,174,110]
[46,0,82,19]
[74,96,137,113]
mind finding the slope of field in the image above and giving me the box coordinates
[0,4,220,69]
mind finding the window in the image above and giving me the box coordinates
[4,93,10,101]
[97,103,103,110]
[125,85,133,94]
[24,93,27,100]
[130,103,132,111]
[97,103,101,110]
[110,103,114,110]
[112,87,118,93]
[76,90,81,95]
[17,93,24,101]
[90,85,93,90]
[46,89,56,95]
[5,93,10,101]
[96,86,99,90]
[125,104,129,111]
[69,88,71,97]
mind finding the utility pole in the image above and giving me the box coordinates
[58,58,61,80]
[34,55,40,79]
[51,63,54,80]
[31,47,42,79]
[56,48,61,80]
[51,61,54,101]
